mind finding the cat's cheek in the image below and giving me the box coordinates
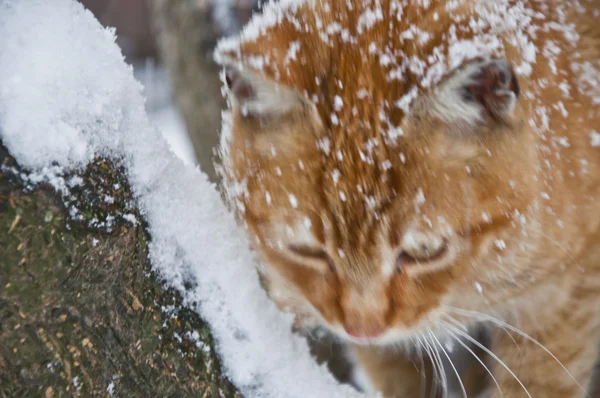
[304,279,341,325]
[264,263,342,331]
[260,267,315,319]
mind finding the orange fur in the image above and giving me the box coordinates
[218,0,600,396]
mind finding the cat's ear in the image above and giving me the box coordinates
[217,54,307,118]
[432,58,520,125]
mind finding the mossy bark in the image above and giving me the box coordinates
[0,144,240,398]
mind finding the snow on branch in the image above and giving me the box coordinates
[0,0,361,397]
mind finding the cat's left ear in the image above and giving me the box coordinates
[216,52,309,118]
[432,58,520,125]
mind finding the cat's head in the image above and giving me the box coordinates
[217,8,539,345]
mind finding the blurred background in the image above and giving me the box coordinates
[79,0,259,180]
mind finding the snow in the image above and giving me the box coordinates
[149,106,194,165]
[331,113,340,125]
[334,95,344,111]
[494,240,507,251]
[415,189,426,205]
[0,1,361,397]
[106,381,115,396]
[356,4,384,34]
[591,131,600,147]
[332,169,341,185]
[481,212,491,223]
[216,0,307,59]
[303,217,312,229]
[134,62,196,166]
[285,40,302,65]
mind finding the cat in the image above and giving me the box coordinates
[215,0,600,396]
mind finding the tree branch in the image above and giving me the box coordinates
[0,144,240,397]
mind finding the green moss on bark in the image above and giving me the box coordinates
[0,145,240,398]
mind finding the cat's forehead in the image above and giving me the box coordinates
[313,143,438,239]
[230,1,431,121]
[229,0,490,119]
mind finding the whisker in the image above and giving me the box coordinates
[528,225,585,272]
[440,310,520,350]
[429,328,467,398]
[417,338,428,398]
[410,336,428,398]
[441,319,504,398]
[439,312,469,333]
[424,329,448,398]
[417,332,441,398]
[443,319,532,397]
[406,336,415,357]
[444,306,589,396]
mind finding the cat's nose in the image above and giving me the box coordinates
[341,290,389,340]
[344,325,385,339]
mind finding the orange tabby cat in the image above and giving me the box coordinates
[216,0,600,396]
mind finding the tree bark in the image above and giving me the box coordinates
[0,144,240,398]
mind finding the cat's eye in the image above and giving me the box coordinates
[288,245,335,273]
[396,240,449,272]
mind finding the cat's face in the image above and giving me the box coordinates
[221,56,538,345]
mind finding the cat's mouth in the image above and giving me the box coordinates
[346,335,389,346]
[335,326,413,346]
[329,311,445,347]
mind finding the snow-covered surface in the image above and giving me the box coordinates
[0,1,361,397]
[148,105,193,165]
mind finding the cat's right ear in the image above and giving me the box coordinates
[431,58,520,126]
[217,54,307,118]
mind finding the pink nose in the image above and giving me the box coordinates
[344,326,384,339]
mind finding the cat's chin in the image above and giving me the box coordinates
[327,326,414,347]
